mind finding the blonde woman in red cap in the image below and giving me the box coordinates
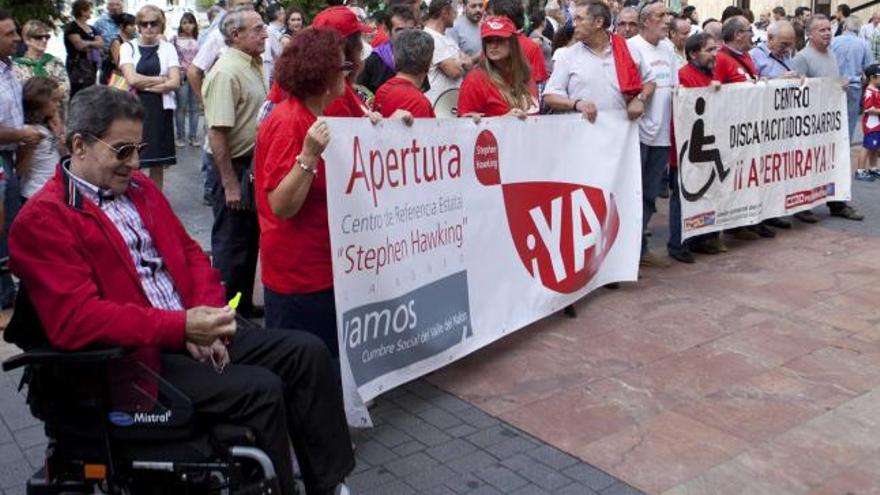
[457,15,538,120]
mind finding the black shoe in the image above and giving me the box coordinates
[562,305,577,318]
[830,205,865,221]
[751,224,776,238]
[794,210,821,223]
[763,218,792,229]
[604,282,621,290]
[668,249,696,264]
[688,240,721,255]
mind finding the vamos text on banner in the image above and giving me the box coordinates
[674,77,852,238]
[323,113,642,426]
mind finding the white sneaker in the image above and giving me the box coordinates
[335,483,350,495]
[189,137,201,147]
[175,138,186,148]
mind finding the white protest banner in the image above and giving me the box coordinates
[323,113,642,425]
[674,77,851,239]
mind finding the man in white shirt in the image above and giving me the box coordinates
[423,0,466,106]
[627,0,677,266]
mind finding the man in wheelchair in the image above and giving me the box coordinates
[4,85,354,495]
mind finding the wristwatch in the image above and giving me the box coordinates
[636,93,647,103]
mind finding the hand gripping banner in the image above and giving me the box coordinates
[322,113,642,425]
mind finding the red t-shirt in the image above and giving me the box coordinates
[325,82,370,117]
[713,46,757,84]
[374,76,436,118]
[518,33,548,84]
[253,96,332,294]
[678,63,715,88]
[864,86,880,134]
[671,64,717,168]
[268,82,369,117]
[457,67,538,117]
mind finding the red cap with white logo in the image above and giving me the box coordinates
[480,16,517,39]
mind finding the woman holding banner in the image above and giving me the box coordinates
[253,27,346,357]
[457,16,538,120]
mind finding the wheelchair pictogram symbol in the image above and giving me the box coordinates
[679,97,730,202]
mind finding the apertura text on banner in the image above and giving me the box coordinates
[674,77,852,239]
[323,113,642,426]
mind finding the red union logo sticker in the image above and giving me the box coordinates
[475,131,620,293]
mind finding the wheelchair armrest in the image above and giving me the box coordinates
[2,347,126,372]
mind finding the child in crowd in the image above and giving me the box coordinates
[171,12,200,147]
[857,64,880,181]
[17,77,65,200]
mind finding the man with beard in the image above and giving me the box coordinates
[358,5,417,94]
[672,32,723,259]
[448,0,485,62]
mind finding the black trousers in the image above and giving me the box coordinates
[161,326,355,495]
[265,287,339,358]
[210,153,259,315]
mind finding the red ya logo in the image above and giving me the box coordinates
[474,130,620,294]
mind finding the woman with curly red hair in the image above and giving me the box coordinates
[458,16,538,120]
[253,27,351,357]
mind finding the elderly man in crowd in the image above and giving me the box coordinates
[202,7,268,318]
[627,0,676,266]
[374,29,436,118]
[793,14,865,221]
[750,20,797,78]
[831,15,875,141]
[669,15,691,68]
[615,6,639,39]
[9,85,354,495]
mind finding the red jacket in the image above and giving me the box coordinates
[670,64,717,169]
[714,45,757,83]
[9,163,225,404]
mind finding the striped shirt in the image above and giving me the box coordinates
[0,57,23,152]
[64,166,184,310]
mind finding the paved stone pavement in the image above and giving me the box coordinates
[0,146,644,495]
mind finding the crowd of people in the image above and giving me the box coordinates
[0,0,878,493]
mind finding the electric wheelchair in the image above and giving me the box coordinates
[2,289,283,495]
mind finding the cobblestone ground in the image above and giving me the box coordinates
[0,146,643,495]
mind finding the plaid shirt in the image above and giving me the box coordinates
[0,57,23,152]
[64,165,185,311]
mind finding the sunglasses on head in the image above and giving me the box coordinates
[138,20,161,28]
[90,135,149,161]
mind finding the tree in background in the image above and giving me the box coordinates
[5,0,63,29]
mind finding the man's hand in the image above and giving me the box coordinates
[463,112,482,124]
[390,109,415,126]
[20,126,43,145]
[711,80,722,91]
[185,306,236,346]
[626,98,645,121]
[368,111,383,125]
[186,340,230,372]
[575,100,598,123]
[223,178,243,210]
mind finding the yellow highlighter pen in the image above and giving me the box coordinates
[228,292,242,311]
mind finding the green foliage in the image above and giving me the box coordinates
[4,0,64,29]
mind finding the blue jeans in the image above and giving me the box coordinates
[201,149,219,201]
[264,287,339,358]
[175,77,199,140]
[847,84,862,142]
[0,153,20,307]
[640,143,670,255]
[667,167,688,255]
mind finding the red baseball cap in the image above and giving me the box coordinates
[480,16,517,39]
[313,6,369,38]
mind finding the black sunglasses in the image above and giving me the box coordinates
[90,135,149,161]
[138,20,161,28]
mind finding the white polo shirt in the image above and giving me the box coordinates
[543,38,652,112]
